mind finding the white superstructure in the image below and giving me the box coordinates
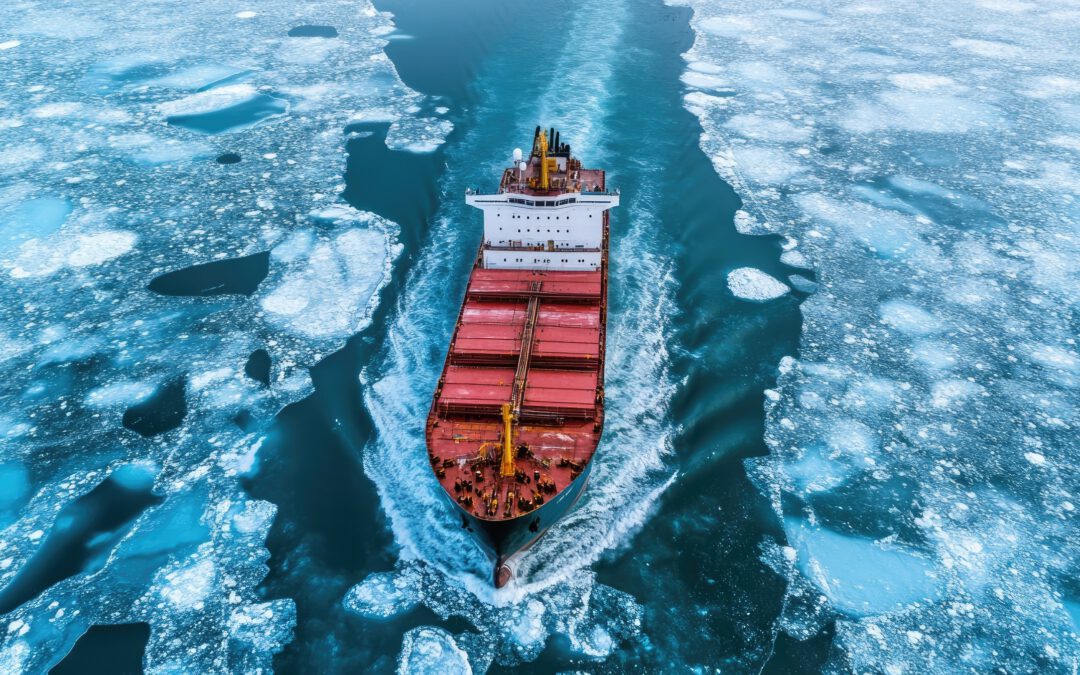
[464,127,619,271]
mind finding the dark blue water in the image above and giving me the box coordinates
[242,0,808,671]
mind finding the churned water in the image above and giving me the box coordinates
[1,0,1076,672]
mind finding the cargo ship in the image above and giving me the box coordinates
[426,127,619,587]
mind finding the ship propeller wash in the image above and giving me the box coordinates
[426,127,618,587]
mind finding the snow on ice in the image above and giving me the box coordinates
[672,0,1080,670]
[727,266,790,302]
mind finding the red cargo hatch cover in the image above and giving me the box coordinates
[523,370,598,412]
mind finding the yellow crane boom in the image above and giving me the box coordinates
[500,403,515,477]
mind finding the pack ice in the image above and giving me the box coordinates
[0,0,447,671]
[671,0,1079,670]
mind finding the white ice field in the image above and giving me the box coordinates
[672,0,1079,670]
[0,1,448,671]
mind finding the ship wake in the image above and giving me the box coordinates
[355,1,684,668]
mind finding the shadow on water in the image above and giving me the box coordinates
[50,623,151,675]
[287,25,339,39]
[378,0,517,103]
[0,469,161,615]
[165,94,288,135]
[244,348,272,387]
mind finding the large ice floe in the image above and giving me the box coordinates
[0,0,447,671]
[671,0,1080,670]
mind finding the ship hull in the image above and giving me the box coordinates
[425,129,615,587]
[445,460,593,587]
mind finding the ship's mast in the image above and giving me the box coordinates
[538,126,550,191]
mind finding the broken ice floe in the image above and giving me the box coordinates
[259,208,399,340]
[398,627,472,675]
[0,0,448,670]
[784,517,942,617]
[345,562,643,670]
[727,267,790,301]
[673,0,1080,668]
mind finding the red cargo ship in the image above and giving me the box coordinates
[426,127,619,587]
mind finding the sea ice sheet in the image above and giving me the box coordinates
[671,0,1080,670]
[0,0,446,671]
[673,0,1080,669]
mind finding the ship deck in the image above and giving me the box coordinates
[426,230,607,522]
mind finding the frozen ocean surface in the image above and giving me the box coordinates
[0,0,447,671]
[671,0,1079,670]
